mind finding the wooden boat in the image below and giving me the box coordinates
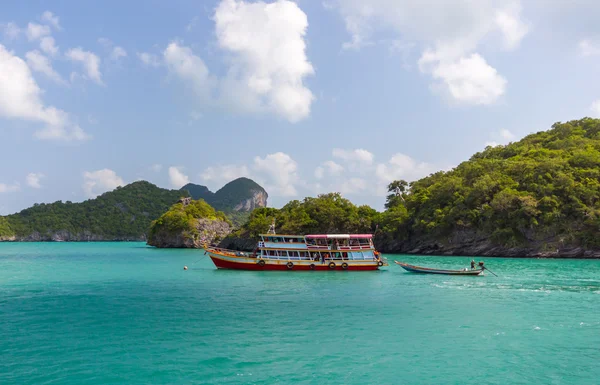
[394,261,484,275]
[204,230,387,271]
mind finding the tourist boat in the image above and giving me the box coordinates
[394,261,484,275]
[205,229,387,271]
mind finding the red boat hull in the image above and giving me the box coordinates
[208,251,382,271]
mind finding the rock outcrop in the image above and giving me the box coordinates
[148,218,231,248]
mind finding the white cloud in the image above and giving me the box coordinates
[485,141,500,147]
[332,148,374,165]
[163,42,214,101]
[168,166,190,188]
[150,164,163,172]
[338,177,368,195]
[0,182,20,193]
[214,0,315,122]
[40,36,59,56]
[494,3,529,50]
[26,172,44,189]
[201,164,249,184]
[591,100,600,118]
[315,160,344,179]
[2,22,20,40]
[25,50,64,84]
[579,39,600,57]
[375,153,434,187]
[500,128,515,140]
[41,11,61,30]
[65,47,103,85]
[138,52,162,67]
[418,52,506,105]
[328,0,527,105]
[110,46,127,61]
[253,152,299,196]
[0,44,89,141]
[26,23,51,41]
[83,169,124,198]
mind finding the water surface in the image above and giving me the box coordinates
[1,242,599,384]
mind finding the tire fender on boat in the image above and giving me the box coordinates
[341,262,349,270]
[328,262,336,270]
[309,264,316,270]
[287,262,294,270]
[258,259,266,267]
[377,260,384,267]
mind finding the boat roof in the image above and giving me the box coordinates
[305,234,372,239]
[259,234,305,238]
[258,234,373,239]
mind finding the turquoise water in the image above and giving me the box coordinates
[1,243,599,384]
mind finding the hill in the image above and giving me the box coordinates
[377,118,600,257]
[0,181,187,241]
[147,197,232,248]
[181,177,268,225]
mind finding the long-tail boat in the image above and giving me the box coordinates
[394,261,484,275]
[204,222,387,271]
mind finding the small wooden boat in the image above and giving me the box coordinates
[394,261,484,275]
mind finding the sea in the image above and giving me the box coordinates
[0,242,599,385]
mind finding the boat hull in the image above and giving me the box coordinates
[395,261,483,275]
[208,251,383,271]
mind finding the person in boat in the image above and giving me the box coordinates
[470,260,476,269]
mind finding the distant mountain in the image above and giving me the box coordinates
[181,177,268,225]
[0,181,188,241]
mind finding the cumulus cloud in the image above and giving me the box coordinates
[214,0,315,122]
[168,166,190,188]
[0,182,20,193]
[253,152,299,196]
[138,52,162,67]
[315,160,344,179]
[110,46,127,61]
[41,11,61,30]
[83,169,124,198]
[500,128,515,140]
[591,100,600,118]
[418,52,506,105]
[26,23,51,41]
[26,172,44,188]
[25,50,64,84]
[0,44,89,141]
[2,22,20,40]
[201,164,249,184]
[579,39,600,57]
[163,42,215,101]
[332,148,374,165]
[65,47,103,85]
[375,153,434,187]
[328,0,528,105]
[40,36,59,56]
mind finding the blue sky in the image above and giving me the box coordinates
[1,0,600,214]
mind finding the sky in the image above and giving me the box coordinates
[1,0,600,215]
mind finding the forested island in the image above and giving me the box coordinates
[222,118,600,258]
[3,118,600,258]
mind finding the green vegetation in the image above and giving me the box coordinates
[381,118,600,250]
[227,192,379,242]
[0,181,187,240]
[181,177,267,226]
[147,199,231,245]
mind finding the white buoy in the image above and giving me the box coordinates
[183,266,188,270]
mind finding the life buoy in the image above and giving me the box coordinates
[287,262,294,270]
[377,260,384,267]
[328,262,336,270]
[258,259,266,267]
[309,264,316,270]
[341,262,348,270]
